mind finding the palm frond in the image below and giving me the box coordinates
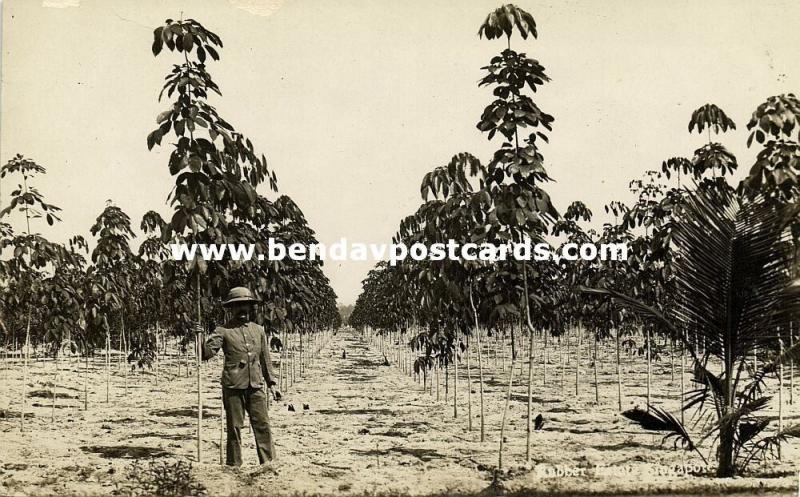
[741,424,800,469]
[683,355,729,428]
[738,418,770,446]
[738,367,772,408]
[622,405,705,461]
[716,396,771,439]
[731,197,795,355]
[579,287,678,336]
[670,185,737,358]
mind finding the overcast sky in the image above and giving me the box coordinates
[2,0,799,304]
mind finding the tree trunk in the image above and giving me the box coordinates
[523,263,535,463]
[445,358,450,403]
[543,330,548,386]
[122,313,128,396]
[106,330,110,403]
[718,326,736,478]
[84,352,89,411]
[680,329,686,425]
[778,336,784,460]
[477,331,485,442]
[498,352,515,471]
[616,329,622,411]
[281,330,287,392]
[52,349,58,424]
[219,402,225,466]
[526,325,534,462]
[670,337,675,383]
[790,323,794,406]
[453,338,458,419]
[21,309,31,432]
[559,335,565,395]
[299,332,304,378]
[510,327,517,360]
[646,327,651,407]
[470,286,485,442]
[501,330,506,372]
[593,332,599,405]
[196,333,203,462]
[436,363,440,401]
[716,423,736,477]
[196,272,203,463]
[466,334,473,431]
[155,324,160,387]
[575,324,581,397]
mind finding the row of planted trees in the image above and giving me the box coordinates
[0,16,341,462]
[350,3,800,479]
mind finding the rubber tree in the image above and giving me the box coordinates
[476,4,560,468]
[0,155,68,431]
[551,201,598,402]
[417,153,492,435]
[149,17,279,462]
[89,203,136,399]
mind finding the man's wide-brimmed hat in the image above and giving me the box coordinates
[222,287,261,307]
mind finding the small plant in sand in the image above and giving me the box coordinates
[114,460,206,497]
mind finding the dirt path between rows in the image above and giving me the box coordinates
[0,329,798,496]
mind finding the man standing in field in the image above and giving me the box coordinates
[202,286,281,467]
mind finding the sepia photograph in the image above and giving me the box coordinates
[1,1,800,495]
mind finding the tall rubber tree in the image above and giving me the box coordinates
[0,155,67,431]
[476,4,559,468]
[149,17,277,462]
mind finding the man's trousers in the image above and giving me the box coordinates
[222,387,275,466]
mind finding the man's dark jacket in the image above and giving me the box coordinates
[202,320,277,389]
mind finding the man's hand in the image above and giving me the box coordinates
[194,322,204,336]
[270,389,282,401]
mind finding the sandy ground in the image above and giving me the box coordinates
[0,328,798,496]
